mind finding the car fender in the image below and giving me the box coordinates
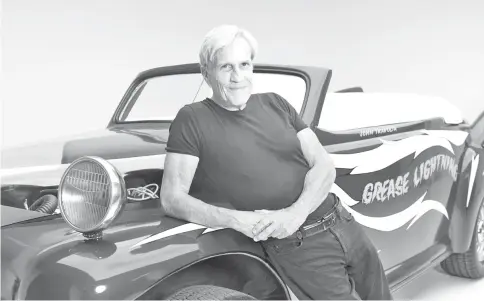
[448,146,484,253]
[133,252,291,300]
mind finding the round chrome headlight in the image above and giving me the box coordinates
[58,156,126,238]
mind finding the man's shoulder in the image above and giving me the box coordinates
[253,92,280,100]
[172,102,210,126]
[177,100,210,116]
[252,92,286,109]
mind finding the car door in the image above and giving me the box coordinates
[311,92,470,273]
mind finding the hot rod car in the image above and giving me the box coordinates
[1,63,484,300]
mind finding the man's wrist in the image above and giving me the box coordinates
[218,207,243,230]
[287,202,311,218]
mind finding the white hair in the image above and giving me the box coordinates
[199,25,258,69]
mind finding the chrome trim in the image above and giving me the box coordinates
[118,79,149,122]
[83,231,104,240]
[58,156,126,234]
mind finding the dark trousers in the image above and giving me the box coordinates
[261,204,393,300]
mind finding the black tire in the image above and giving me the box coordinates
[441,199,484,278]
[166,285,256,300]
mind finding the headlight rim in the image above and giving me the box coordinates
[58,156,127,234]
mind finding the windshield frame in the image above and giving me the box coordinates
[111,65,311,126]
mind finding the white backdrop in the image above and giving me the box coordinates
[2,0,484,150]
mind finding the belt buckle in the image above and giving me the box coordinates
[323,214,336,229]
[301,212,336,233]
[302,218,324,231]
[299,198,340,238]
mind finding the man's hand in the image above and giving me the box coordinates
[231,210,267,239]
[251,207,309,241]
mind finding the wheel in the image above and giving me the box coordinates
[166,285,256,300]
[441,199,484,278]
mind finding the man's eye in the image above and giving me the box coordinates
[221,64,231,70]
[241,62,251,67]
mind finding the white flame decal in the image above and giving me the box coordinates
[330,183,359,207]
[330,130,468,176]
[130,223,224,249]
[467,154,480,207]
[131,223,206,249]
[330,135,454,175]
[341,192,449,231]
[420,130,468,146]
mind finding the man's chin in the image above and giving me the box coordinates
[231,90,252,100]
[229,96,250,107]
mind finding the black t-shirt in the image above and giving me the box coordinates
[165,92,311,211]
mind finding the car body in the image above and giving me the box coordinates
[1,63,484,300]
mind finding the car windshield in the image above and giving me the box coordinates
[118,72,307,122]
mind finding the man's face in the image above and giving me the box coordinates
[204,37,254,110]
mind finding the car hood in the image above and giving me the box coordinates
[60,125,170,164]
[1,205,50,227]
[0,125,170,186]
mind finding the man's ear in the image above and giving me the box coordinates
[200,66,211,87]
[201,66,208,80]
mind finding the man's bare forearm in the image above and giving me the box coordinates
[289,162,336,216]
[161,191,245,230]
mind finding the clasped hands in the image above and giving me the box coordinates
[237,207,309,242]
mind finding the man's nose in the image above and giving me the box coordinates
[230,67,244,82]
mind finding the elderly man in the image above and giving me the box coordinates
[160,24,392,300]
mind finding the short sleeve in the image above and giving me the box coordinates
[165,105,201,157]
[273,93,308,132]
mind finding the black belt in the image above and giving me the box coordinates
[289,196,341,240]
